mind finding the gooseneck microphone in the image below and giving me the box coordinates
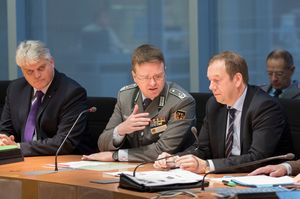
[200,153,295,191]
[54,106,97,171]
[191,126,200,151]
[132,126,200,177]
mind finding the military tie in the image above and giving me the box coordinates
[273,89,282,98]
[24,91,44,142]
[142,98,152,110]
[225,107,236,158]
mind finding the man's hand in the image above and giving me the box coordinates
[175,155,208,174]
[294,173,300,185]
[248,164,287,177]
[153,152,178,169]
[117,104,151,136]
[0,134,16,146]
[81,151,114,162]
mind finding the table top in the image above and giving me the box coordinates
[0,155,231,198]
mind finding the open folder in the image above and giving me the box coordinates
[229,175,294,187]
[0,145,24,165]
[119,169,208,192]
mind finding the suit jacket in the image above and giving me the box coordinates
[261,80,300,99]
[287,160,300,176]
[98,82,196,162]
[0,70,87,156]
[185,85,291,172]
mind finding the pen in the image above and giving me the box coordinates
[222,180,237,187]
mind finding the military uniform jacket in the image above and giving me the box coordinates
[261,80,300,99]
[98,82,196,162]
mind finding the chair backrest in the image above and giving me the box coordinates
[0,81,10,114]
[278,98,300,158]
[74,96,117,154]
[190,92,212,132]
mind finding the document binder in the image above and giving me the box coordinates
[0,145,24,165]
[119,173,208,192]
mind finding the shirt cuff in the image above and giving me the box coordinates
[118,149,128,161]
[113,126,125,146]
[281,163,292,175]
[207,159,215,172]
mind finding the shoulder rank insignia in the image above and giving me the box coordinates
[174,110,186,120]
[120,83,137,92]
[169,88,187,99]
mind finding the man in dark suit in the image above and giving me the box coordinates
[0,40,87,156]
[261,49,300,99]
[154,51,290,173]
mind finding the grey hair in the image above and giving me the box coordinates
[16,40,52,66]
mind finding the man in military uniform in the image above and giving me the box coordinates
[82,44,195,162]
[261,49,300,99]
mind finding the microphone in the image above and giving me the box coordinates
[54,106,97,171]
[191,126,200,150]
[132,126,200,177]
[200,153,295,190]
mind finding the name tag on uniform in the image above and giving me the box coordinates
[150,117,167,134]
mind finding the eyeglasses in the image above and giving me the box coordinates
[135,72,165,82]
[267,71,286,78]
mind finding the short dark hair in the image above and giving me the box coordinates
[208,51,249,84]
[131,44,165,72]
[266,49,294,69]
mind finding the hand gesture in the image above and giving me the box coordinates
[117,104,151,136]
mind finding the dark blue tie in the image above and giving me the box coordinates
[24,91,44,142]
[273,89,282,98]
[143,98,152,110]
[225,108,236,158]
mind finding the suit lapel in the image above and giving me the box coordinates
[37,71,59,118]
[281,83,300,99]
[239,86,255,152]
[218,107,228,157]
[20,85,34,136]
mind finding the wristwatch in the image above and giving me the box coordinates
[112,151,119,161]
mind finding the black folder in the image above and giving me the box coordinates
[119,173,208,192]
[0,145,24,165]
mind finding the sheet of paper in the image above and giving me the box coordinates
[46,161,138,171]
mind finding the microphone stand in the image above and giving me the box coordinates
[55,107,97,171]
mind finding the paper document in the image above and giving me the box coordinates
[46,161,137,171]
[229,175,294,187]
[120,169,203,186]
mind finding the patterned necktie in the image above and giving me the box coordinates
[143,98,152,110]
[273,89,282,98]
[225,107,236,158]
[24,91,44,142]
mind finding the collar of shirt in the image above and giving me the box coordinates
[33,79,52,97]
[227,86,248,113]
[270,87,286,96]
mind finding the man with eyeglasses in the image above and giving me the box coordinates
[261,49,300,99]
[82,44,196,162]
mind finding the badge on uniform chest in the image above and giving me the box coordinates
[150,117,167,134]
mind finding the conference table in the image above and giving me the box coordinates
[0,155,235,199]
